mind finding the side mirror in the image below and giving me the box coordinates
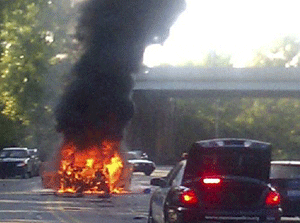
[141,153,148,159]
[150,178,167,187]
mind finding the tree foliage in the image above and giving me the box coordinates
[250,36,300,67]
[176,50,233,68]
[0,0,74,156]
[172,97,300,160]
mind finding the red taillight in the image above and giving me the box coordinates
[202,177,221,185]
[180,189,198,205]
[265,191,280,206]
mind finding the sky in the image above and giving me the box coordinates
[143,0,300,68]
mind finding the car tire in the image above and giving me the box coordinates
[22,171,31,179]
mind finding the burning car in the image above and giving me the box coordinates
[41,140,133,196]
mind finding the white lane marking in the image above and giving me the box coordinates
[0,220,56,222]
[0,199,89,205]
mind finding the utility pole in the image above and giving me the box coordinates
[215,98,220,138]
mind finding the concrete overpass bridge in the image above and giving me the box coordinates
[126,67,300,164]
[133,67,300,97]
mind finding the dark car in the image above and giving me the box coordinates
[126,151,156,176]
[148,138,282,223]
[0,147,34,179]
[270,161,300,217]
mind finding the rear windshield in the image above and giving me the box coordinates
[126,153,139,160]
[184,147,270,181]
[270,165,300,179]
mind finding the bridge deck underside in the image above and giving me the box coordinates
[133,67,300,97]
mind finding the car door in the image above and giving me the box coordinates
[26,151,35,174]
[152,161,185,223]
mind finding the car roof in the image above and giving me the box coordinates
[2,147,28,151]
[193,138,271,149]
[271,161,300,166]
[128,159,154,164]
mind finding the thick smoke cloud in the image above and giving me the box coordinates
[55,0,186,149]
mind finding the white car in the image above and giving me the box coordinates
[125,151,156,176]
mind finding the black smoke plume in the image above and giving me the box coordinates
[55,0,186,149]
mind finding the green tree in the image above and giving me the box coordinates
[250,36,300,67]
[0,0,74,158]
[176,50,233,68]
[234,98,300,159]
[201,50,233,67]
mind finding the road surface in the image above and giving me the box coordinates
[0,166,299,222]
[0,166,171,223]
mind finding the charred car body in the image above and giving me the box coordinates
[0,147,34,179]
[148,138,282,223]
[270,161,300,217]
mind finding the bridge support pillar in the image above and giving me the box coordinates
[124,90,177,164]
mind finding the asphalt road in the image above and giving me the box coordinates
[0,166,171,223]
[0,166,299,223]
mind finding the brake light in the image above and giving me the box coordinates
[265,191,280,206]
[203,177,221,185]
[180,189,198,205]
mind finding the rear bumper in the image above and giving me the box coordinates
[15,166,27,176]
[0,163,27,177]
[282,198,300,217]
[170,206,282,222]
[133,165,155,172]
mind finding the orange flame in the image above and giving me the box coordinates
[56,140,127,195]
